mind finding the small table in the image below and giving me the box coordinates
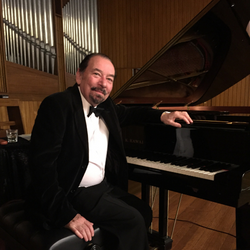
[0,137,30,205]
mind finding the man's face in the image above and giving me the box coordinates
[76,55,115,106]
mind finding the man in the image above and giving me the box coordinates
[25,53,192,250]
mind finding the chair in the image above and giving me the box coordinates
[0,200,104,250]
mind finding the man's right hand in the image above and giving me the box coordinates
[65,213,94,242]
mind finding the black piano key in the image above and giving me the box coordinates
[188,160,211,169]
[202,163,222,171]
[175,158,195,166]
[186,159,203,168]
[170,156,187,166]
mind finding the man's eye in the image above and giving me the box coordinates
[107,78,114,82]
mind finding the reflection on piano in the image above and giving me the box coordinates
[112,0,250,249]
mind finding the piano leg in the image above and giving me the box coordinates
[236,203,250,250]
[141,184,173,250]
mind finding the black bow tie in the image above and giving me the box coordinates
[87,106,104,117]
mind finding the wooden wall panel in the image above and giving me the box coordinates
[1,63,58,134]
[65,72,76,88]
[210,75,250,106]
[0,106,8,129]
[19,101,41,135]
[6,62,58,101]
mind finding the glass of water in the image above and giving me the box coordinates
[6,129,18,143]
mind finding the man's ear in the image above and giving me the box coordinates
[76,69,81,85]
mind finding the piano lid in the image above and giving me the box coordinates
[112,0,250,106]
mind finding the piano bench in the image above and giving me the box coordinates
[0,200,104,250]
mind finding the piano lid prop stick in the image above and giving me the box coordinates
[152,101,162,109]
[170,193,183,239]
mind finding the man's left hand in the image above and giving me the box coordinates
[160,111,193,128]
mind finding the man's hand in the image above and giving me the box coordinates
[160,111,193,128]
[65,213,94,242]
[0,139,7,145]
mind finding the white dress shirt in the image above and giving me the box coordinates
[78,87,109,187]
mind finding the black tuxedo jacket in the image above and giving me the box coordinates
[25,84,162,228]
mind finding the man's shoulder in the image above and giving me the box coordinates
[43,84,78,102]
[40,84,80,111]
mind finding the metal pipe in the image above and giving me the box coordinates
[37,0,44,71]
[20,0,27,66]
[2,0,56,74]
[62,0,99,74]
[2,0,10,61]
[47,0,54,47]
[42,0,49,73]
[33,0,40,70]
[93,0,99,52]
[79,0,85,62]
[76,0,80,69]
[86,0,91,53]
[12,0,20,64]
[62,5,67,72]
[71,0,76,73]
[27,0,35,68]
[23,0,31,67]
[16,0,23,65]
[90,0,94,53]
[6,0,14,62]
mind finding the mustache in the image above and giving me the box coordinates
[91,87,107,95]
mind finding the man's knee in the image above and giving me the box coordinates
[129,206,152,230]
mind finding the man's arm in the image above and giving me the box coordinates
[27,95,78,227]
[114,102,193,128]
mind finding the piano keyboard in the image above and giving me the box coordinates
[126,156,229,181]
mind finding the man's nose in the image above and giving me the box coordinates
[99,76,107,87]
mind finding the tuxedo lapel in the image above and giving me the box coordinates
[70,84,88,151]
[99,100,125,154]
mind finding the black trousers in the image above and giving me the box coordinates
[71,179,152,250]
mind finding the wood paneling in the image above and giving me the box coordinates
[6,62,58,101]
[19,100,41,135]
[65,72,76,88]
[0,98,41,135]
[210,76,250,106]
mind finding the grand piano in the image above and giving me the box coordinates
[112,0,250,249]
